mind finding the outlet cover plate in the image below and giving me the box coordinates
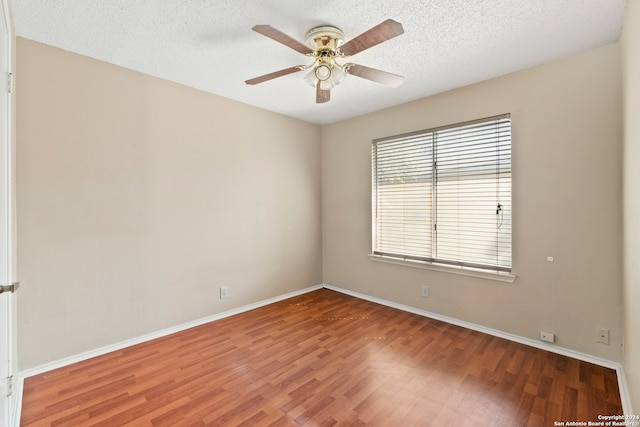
[597,328,610,345]
[421,285,429,298]
[540,331,555,343]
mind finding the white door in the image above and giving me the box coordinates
[0,0,16,426]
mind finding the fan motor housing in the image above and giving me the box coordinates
[304,25,345,51]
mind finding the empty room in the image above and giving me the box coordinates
[1,0,639,426]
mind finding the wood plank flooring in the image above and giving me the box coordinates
[20,288,623,426]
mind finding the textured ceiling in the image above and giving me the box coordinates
[11,0,627,124]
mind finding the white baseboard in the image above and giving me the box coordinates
[322,284,634,416]
[14,282,634,424]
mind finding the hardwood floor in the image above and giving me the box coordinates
[20,288,622,426]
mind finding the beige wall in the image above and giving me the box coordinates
[16,38,322,369]
[322,44,623,361]
[622,0,640,414]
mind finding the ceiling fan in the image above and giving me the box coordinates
[245,19,405,104]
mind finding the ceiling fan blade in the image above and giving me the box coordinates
[340,19,404,56]
[345,64,404,88]
[252,25,313,55]
[245,66,305,85]
[316,85,331,103]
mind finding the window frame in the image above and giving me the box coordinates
[371,113,513,278]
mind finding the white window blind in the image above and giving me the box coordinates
[372,114,511,273]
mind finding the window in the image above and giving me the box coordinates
[372,114,511,273]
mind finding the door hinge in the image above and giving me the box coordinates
[2,375,13,397]
[6,72,13,94]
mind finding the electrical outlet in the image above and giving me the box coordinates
[540,331,555,343]
[421,285,429,298]
[220,286,229,299]
[597,328,610,345]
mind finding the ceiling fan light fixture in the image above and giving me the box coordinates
[331,64,346,85]
[315,64,331,81]
[319,78,334,91]
[305,62,346,89]
[304,69,318,87]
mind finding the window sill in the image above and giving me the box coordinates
[368,254,517,283]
